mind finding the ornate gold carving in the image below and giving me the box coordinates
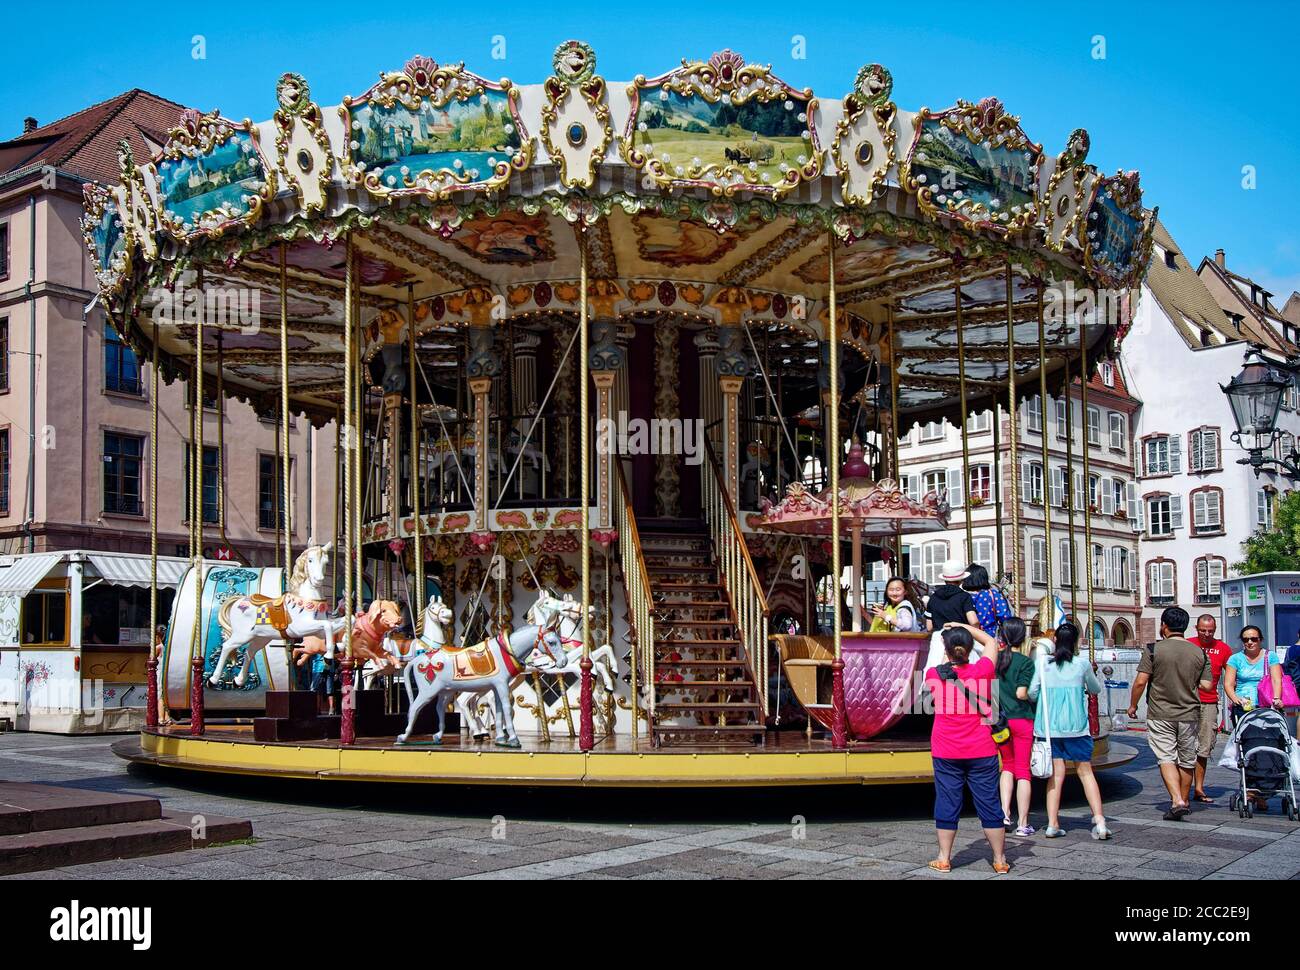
[273,73,334,216]
[832,64,898,205]
[539,41,613,189]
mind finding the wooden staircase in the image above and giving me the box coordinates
[640,524,764,746]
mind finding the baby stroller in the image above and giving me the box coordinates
[1226,708,1300,821]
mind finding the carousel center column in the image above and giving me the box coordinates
[588,283,624,530]
[466,302,501,532]
[709,287,754,500]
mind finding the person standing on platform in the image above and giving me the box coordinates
[964,565,1013,638]
[924,559,980,669]
[1189,613,1232,804]
[1127,607,1211,821]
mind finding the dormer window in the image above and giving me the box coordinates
[1163,249,1177,270]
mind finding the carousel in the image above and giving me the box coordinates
[95,42,1147,787]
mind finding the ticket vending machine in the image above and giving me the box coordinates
[1220,572,1300,662]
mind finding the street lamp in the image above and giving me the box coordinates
[1221,347,1300,478]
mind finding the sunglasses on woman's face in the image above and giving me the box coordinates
[1242,636,1261,643]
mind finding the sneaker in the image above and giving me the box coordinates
[1091,820,1112,840]
[1002,816,1013,830]
[1044,825,1066,838]
[1014,824,1036,837]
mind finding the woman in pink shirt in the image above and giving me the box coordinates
[925,626,1011,874]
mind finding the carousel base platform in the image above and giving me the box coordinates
[114,726,1139,789]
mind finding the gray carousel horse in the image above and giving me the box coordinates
[457,591,619,740]
[396,592,566,748]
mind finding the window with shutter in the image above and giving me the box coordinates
[1074,471,1085,513]
[1093,543,1107,589]
[1087,407,1101,446]
[1059,538,1073,587]
[1109,412,1126,451]
[1170,494,1183,530]
[1147,496,1173,537]
[1030,536,1046,586]
[1169,435,1182,473]
[1128,555,1139,592]
[970,537,993,574]
[967,464,992,504]
[1025,395,1042,433]
[946,468,964,507]
[1055,398,1068,440]
[1050,467,1065,508]
[1127,481,1141,528]
[1100,477,1116,515]
[905,474,920,502]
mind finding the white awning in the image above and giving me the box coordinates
[85,554,189,589]
[0,552,64,596]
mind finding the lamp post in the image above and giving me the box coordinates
[1221,347,1300,478]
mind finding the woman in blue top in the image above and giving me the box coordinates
[963,565,1012,637]
[1225,626,1269,722]
[1028,622,1109,840]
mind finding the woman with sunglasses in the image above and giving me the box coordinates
[1225,626,1269,725]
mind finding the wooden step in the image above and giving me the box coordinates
[655,640,741,648]
[654,582,724,590]
[654,701,762,712]
[660,657,754,665]
[653,679,754,689]
[0,811,252,876]
[653,723,765,735]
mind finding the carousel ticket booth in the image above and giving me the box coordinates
[0,551,189,733]
[88,42,1149,786]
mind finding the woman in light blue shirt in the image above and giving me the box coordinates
[1028,622,1108,840]
[1225,628,1269,720]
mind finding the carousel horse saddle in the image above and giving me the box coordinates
[447,634,506,680]
[247,594,291,631]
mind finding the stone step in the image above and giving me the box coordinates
[0,782,160,836]
[0,811,252,876]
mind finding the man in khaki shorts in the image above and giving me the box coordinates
[1190,614,1232,803]
[1128,607,1212,821]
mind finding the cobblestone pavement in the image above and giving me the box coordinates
[1,730,1297,880]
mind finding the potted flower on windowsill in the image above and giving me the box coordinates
[969,494,986,508]
[1115,508,1127,521]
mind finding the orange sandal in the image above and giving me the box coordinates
[927,859,952,873]
[991,860,1011,875]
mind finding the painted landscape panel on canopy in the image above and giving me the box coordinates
[351,90,522,190]
[912,119,1036,219]
[91,203,125,272]
[635,89,812,187]
[1088,192,1142,278]
[157,132,265,230]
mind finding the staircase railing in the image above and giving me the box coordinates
[702,438,770,716]
[614,460,655,731]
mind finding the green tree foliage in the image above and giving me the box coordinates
[1236,490,1300,574]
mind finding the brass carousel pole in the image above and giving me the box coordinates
[955,260,973,562]
[408,284,424,627]
[146,318,160,729]
[280,243,292,583]
[353,272,364,612]
[578,229,594,752]
[887,307,902,567]
[1079,308,1101,737]
[1036,281,1053,619]
[340,236,356,746]
[1063,351,1078,620]
[190,269,206,736]
[1005,264,1022,613]
[828,233,846,750]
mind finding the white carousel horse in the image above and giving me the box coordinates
[362,595,453,689]
[396,591,566,748]
[210,541,344,688]
[457,591,619,740]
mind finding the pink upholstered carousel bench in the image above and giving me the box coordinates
[774,632,928,740]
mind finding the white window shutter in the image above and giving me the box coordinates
[1208,490,1221,528]
[1101,477,1116,515]
[1162,564,1175,598]
[1129,555,1138,592]
[1127,482,1140,526]
[946,468,963,507]
[1170,494,1184,530]
[1169,435,1182,474]
[1073,471,1085,512]
[1193,491,1207,528]
[1206,429,1220,470]
[1189,431,1202,472]
[1050,467,1063,507]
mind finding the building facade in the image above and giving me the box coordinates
[894,363,1143,646]
[0,91,336,566]
[1122,221,1299,642]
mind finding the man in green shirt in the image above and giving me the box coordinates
[1128,607,1212,821]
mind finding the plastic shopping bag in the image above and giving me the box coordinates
[1218,740,1239,770]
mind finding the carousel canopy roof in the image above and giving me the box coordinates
[82,43,1154,425]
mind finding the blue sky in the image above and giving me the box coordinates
[8,2,1298,300]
